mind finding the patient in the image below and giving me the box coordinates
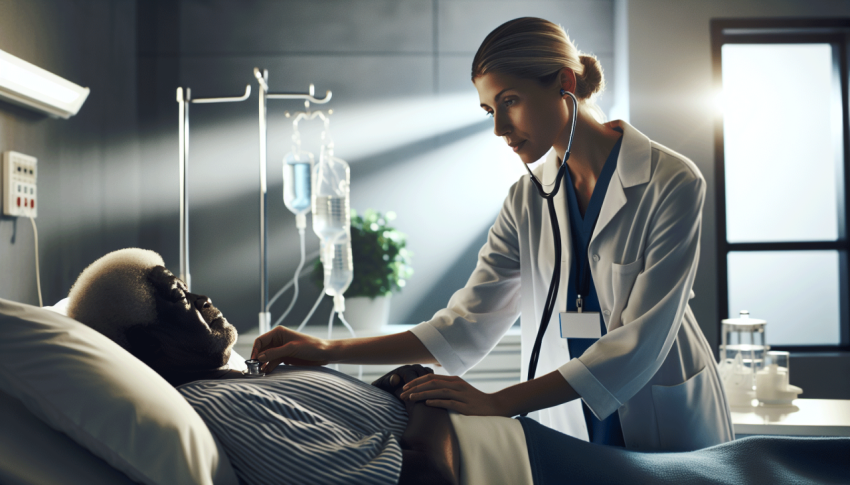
[67,250,850,485]
[67,248,458,485]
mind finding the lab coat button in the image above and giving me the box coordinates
[592,254,600,262]
[603,309,611,316]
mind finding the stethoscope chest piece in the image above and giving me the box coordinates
[242,359,266,378]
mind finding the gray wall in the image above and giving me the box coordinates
[138,0,617,333]
[627,0,850,398]
[0,0,141,305]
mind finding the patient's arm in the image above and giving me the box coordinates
[373,366,459,485]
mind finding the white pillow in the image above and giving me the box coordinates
[0,298,238,485]
[0,388,137,484]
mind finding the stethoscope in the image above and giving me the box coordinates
[243,359,266,378]
[523,90,578,391]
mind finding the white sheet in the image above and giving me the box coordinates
[449,412,533,485]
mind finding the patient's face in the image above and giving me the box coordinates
[127,266,237,373]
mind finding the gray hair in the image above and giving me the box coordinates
[67,248,164,349]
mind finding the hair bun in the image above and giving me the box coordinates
[576,54,605,99]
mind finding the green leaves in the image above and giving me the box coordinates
[311,209,413,299]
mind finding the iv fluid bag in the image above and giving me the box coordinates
[312,152,350,244]
[313,195,348,241]
[283,151,313,215]
[323,236,353,297]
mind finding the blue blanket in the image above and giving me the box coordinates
[519,417,850,484]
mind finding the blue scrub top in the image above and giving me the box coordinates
[564,132,625,447]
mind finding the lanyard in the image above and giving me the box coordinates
[573,235,592,313]
[565,134,621,312]
[566,174,596,313]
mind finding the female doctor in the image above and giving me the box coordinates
[253,17,733,452]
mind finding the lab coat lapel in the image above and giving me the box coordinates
[591,120,652,242]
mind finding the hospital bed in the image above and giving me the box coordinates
[1,298,848,485]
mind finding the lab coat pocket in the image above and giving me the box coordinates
[610,258,643,306]
[651,366,724,451]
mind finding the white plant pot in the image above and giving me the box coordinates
[343,294,391,332]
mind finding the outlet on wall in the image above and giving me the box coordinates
[2,151,38,218]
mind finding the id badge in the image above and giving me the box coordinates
[559,312,602,339]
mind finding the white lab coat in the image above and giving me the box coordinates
[410,120,734,451]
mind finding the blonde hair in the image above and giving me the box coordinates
[67,248,164,349]
[472,17,606,121]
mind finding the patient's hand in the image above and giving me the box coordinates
[372,365,434,401]
[378,365,458,485]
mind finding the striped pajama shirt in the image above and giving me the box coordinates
[178,366,408,485]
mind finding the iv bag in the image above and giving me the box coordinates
[323,235,353,297]
[283,151,314,228]
[312,148,350,245]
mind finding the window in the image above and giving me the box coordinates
[712,19,850,351]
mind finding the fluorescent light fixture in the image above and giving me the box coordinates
[0,49,90,119]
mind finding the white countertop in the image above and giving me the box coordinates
[731,399,850,437]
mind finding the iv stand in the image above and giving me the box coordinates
[253,67,332,334]
[176,84,251,291]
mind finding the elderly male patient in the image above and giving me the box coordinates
[66,248,458,485]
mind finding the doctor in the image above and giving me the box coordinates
[253,17,733,452]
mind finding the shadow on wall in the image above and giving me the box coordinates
[153,104,508,332]
[407,222,496,324]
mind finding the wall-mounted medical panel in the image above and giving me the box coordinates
[2,151,37,218]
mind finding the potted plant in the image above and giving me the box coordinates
[313,209,413,331]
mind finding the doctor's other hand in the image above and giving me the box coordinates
[251,326,331,373]
[372,364,435,398]
[399,374,506,417]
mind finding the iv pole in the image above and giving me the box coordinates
[253,67,332,334]
[176,84,251,291]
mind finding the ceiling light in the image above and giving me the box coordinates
[0,49,90,119]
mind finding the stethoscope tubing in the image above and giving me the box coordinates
[523,92,579,403]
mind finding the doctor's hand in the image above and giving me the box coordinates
[399,374,506,417]
[251,326,331,373]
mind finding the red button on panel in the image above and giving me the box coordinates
[17,197,20,207]
[31,199,35,209]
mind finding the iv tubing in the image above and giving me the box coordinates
[30,217,42,307]
[268,248,321,309]
[271,228,306,328]
[328,309,339,371]
[296,291,326,332]
[337,312,363,381]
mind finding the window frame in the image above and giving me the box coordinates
[711,18,850,352]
